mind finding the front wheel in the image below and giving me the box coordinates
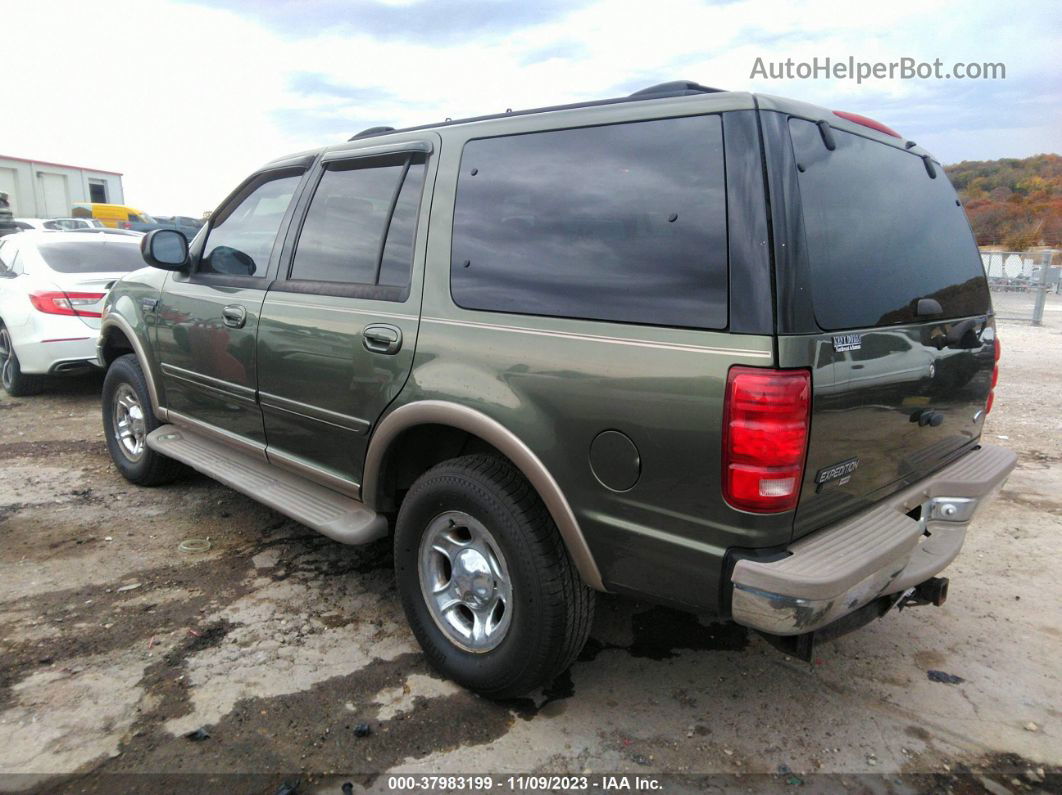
[102,354,182,486]
[394,454,595,698]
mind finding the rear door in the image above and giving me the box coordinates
[776,116,995,536]
[255,137,436,494]
[155,167,307,447]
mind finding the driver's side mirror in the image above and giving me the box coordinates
[141,228,189,271]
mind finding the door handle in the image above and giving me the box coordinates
[363,323,402,355]
[222,304,247,328]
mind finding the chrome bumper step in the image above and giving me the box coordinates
[730,444,1017,636]
[146,425,387,545]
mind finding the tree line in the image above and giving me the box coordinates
[945,154,1062,250]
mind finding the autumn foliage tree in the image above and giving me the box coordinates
[946,154,1062,248]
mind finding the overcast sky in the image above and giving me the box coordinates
[5,0,1059,215]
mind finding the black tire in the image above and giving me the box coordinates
[102,353,182,486]
[0,323,45,397]
[394,454,594,698]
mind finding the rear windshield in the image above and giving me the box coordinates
[790,119,990,330]
[38,241,145,273]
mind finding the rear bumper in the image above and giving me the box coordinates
[730,444,1017,636]
[15,328,99,375]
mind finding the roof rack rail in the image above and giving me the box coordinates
[349,126,395,141]
[629,80,724,98]
[339,81,727,142]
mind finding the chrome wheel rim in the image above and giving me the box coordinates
[418,510,513,653]
[0,328,15,391]
[112,383,147,461]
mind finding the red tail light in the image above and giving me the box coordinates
[29,291,105,318]
[118,221,132,229]
[722,367,811,513]
[986,338,1000,414]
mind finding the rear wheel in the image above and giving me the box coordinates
[0,323,45,397]
[102,354,182,485]
[394,454,594,698]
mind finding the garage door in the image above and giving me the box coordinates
[0,168,17,215]
[38,172,69,217]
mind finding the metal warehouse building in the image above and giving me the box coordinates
[0,154,124,218]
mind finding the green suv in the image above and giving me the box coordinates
[98,81,1016,697]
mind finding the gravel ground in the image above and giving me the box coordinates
[0,296,1059,794]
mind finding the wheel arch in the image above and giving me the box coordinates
[363,400,605,591]
[99,315,164,416]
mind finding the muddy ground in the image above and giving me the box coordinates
[1,292,1060,794]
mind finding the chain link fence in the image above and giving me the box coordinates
[982,249,1060,325]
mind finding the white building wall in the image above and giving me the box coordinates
[0,156,124,218]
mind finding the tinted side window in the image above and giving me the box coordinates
[450,115,728,329]
[201,173,302,278]
[291,155,425,288]
[379,160,426,287]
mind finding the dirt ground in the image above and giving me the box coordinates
[1,293,1060,794]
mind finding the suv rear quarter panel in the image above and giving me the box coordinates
[393,97,789,612]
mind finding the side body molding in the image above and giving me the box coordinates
[99,313,167,420]
[363,400,605,592]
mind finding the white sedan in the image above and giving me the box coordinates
[0,231,146,395]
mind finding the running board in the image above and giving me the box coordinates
[146,425,387,545]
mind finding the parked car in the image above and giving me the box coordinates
[49,217,106,230]
[0,231,146,395]
[121,215,203,236]
[97,81,1016,697]
[11,217,104,232]
[153,215,204,239]
[71,202,154,229]
[10,217,50,229]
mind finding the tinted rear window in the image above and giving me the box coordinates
[790,119,989,330]
[38,241,145,273]
[450,115,728,329]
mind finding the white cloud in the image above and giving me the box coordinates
[5,0,1059,215]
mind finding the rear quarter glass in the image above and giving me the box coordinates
[450,114,729,330]
[788,118,990,331]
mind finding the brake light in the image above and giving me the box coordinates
[29,291,105,318]
[722,367,811,513]
[118,221,132,229]
[986,338,1000,414]
[832,110,902,138]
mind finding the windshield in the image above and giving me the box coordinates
[790,119,990,331]
[38,240,145,273]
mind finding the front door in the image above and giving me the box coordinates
[155,168,306,447]
[256,138,436,493]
